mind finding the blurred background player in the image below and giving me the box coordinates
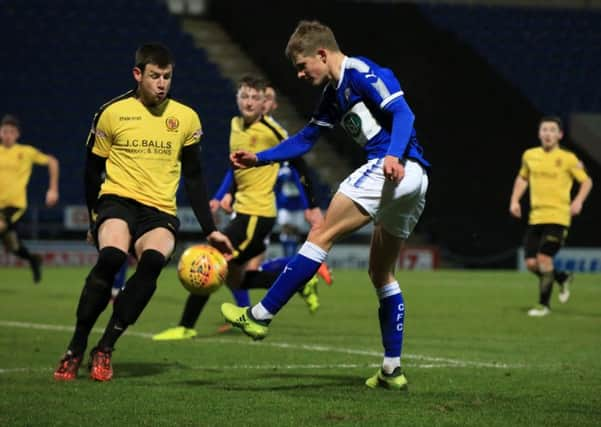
[152,77,324,341]
[0,114,59,283]
[53,43,232,382]
[214,83,330,332]
[510,116,592,317]
[223,20,430,391]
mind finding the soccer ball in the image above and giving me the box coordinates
[177,244,228,295]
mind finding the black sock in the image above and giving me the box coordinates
[554,270,568,284]
[68,247,128,355]
[97,250,165,349]
[239,270,280,289]
[179,294,210,328]
[96,314,126,351]
[539,271,554,307]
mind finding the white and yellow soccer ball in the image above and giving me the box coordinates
[177,244,228,296]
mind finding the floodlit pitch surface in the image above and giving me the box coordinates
[1,267,600,426]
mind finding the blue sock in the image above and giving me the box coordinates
[259,242,327,316]
[113,261,128,291]
[230,288,251,307]
[260,256,292,274]
[377,282,405,361]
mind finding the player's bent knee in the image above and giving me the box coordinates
[135,249,166,278]
[95,246,129,280]
[525,259,538,272]
[536,254,554,272]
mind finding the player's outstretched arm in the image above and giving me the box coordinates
[45,155,60,207]
[231,124,322,170]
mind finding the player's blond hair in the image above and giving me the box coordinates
[285,20,340,60]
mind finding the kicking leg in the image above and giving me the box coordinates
[221,192,369,339]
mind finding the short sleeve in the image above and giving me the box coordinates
[30,147,49,165]
[184,111,203,147]
[90,110,113,158]
[518,152,529,179]
[568,153,590,183]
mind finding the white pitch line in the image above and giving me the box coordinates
[0,362,474,375]
[0,320,526,370]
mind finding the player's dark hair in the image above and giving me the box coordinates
[237,75,267,92]
[285,20,340,61]
[135,43,174,72]
[0,114,20,130]
[539,116,563,131]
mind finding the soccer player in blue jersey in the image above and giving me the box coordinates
[222,20,430,391]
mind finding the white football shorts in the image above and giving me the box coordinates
[338,158,428,239]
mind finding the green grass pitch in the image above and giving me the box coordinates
[1,267,600,426]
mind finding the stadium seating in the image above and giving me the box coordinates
[418,4,601,118]
[0,0,236,216]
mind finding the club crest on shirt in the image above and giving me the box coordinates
[92,126,107,139]
[555,158,562,168]
[342,113,362,139]
[165,117,180,132]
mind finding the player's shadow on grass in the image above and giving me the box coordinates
[180,372,362,391]
[113,362,170,378]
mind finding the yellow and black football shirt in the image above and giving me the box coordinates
[87,91,202,216]
[231,115,287,217]
[0,143,49,210]
[519,146,590,226]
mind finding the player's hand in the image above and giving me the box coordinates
[45,189,59,207]
[220,193,233,213]
[207,230,234,259]
[570,200,583,216]
[304,207,324,227]
[509,201,522,218]
[383,155,405,184]
[230,150,258,169]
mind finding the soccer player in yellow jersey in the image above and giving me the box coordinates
[53,43,232,382]
[510,116,592,317]
[0,114,59,283]
[153,76,324,341]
